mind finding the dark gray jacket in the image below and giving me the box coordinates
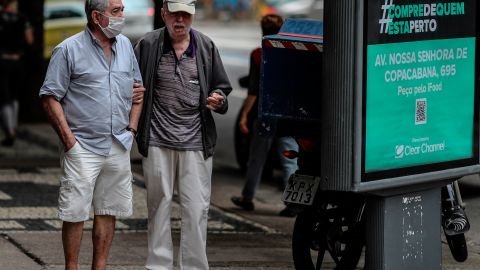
[134,27,232,158]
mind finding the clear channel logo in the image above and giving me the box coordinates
[395,145,405,158]
[395,141,445,159]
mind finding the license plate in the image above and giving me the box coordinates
[282,174,320,205]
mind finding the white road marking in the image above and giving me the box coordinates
[0,207,58,219]
[0,171,275,233]
[0,191,12,200]
[0,220,25,229]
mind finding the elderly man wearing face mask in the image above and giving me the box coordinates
[39,0,145,269]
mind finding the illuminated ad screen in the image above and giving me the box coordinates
[363,0,478,181]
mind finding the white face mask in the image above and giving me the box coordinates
[97,13,125,38]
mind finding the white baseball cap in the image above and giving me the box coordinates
[165,0,196,15]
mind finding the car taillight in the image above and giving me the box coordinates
[148,7,155,17]
[297,138,316,152]
[261,6,277,17]
[283,150,298,159]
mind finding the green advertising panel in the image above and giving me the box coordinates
[365,38,476,172]
[363,0,478,179]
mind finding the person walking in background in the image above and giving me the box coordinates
[230,14,299,217]
[0,0,33,146]
[39,0,144,269]
[134,0,232,268]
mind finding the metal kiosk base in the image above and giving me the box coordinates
[365,188,442,269]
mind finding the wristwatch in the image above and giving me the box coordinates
[126,126,137,137]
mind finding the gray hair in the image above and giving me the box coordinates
[85,0,109,24]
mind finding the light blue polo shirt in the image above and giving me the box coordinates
[39,26,142,156]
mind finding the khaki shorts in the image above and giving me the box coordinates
[58,140,133,222]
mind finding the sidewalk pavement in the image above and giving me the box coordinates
[1,123,480,269]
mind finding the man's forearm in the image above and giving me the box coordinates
[41,96,75,148]
[241,95,257,117]
[129,102,143,131]
[130,82,145,131]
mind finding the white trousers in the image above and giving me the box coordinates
[143,146,212,270]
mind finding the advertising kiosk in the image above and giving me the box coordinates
[260,0,478,268]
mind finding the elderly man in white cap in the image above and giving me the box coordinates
[133,0,232,269]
